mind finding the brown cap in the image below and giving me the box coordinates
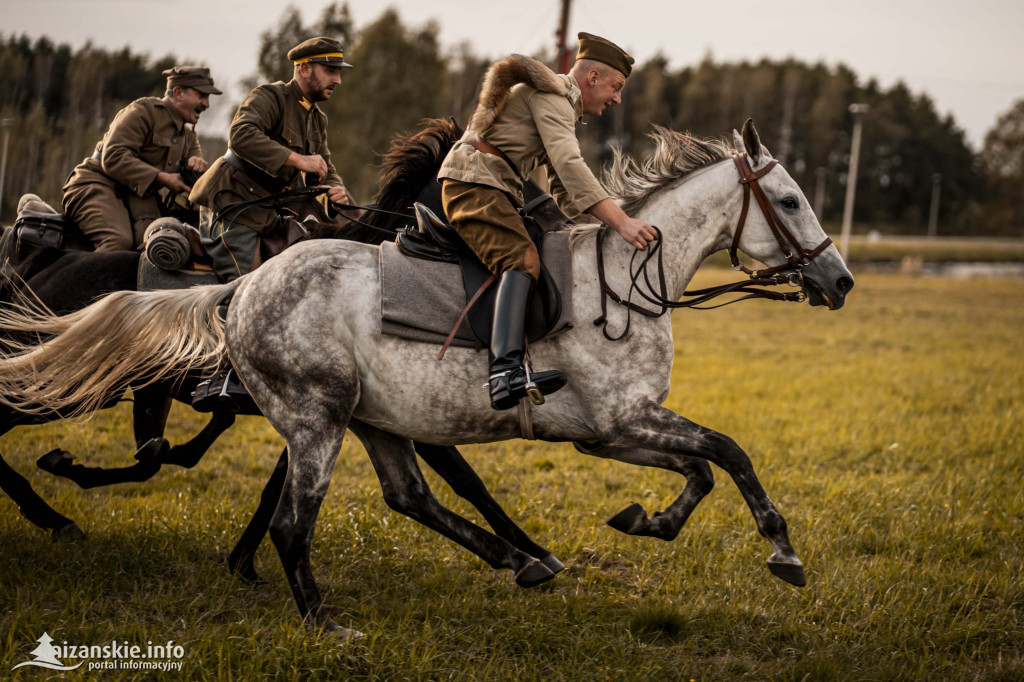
[163,66,222,95]
[575,32,634,78]
[287,36,353,69]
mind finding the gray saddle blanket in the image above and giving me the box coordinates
[380,231,575,348]
[138,254,219,291]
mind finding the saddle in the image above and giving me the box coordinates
[0,196,95,288]
[393,193,571,347]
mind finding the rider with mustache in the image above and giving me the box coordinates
[190,36,354,283]
[62,66,221,252]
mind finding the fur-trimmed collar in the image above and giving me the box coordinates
[463,54,570,143]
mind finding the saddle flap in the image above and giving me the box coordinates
[461,254,561,346]
[258,217,308,264]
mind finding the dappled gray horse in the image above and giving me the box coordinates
[0,121,853,639]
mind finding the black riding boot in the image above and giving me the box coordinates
[488,270,566,411]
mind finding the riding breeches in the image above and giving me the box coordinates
[62,182,159,252]
[199,206,261,282]
[441,179,540,280]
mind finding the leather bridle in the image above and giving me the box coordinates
[593,154,833,341]
[729,154,832,278]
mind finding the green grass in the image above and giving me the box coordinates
[1,271,1022,680]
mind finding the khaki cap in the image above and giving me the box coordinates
[163,66,222,95]
[575,32,634,78]
[287,36,353,69]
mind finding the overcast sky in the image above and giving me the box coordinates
[6,0,1023,149]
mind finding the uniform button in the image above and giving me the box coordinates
[172,137,178,143]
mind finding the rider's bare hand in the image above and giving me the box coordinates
[186,156,208,173]
[612,217,658,250]
[286,152,328,182]
[156,171,191,193]
[325,185,353,206]
[587,198,658,250]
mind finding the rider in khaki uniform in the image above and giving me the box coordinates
[62,67,221,251]
[189,36,353,282]
[437,33,658,410]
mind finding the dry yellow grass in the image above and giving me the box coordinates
[0,270,1021,680]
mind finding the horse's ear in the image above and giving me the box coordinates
[741,118,762,163]
[732,128,745,154]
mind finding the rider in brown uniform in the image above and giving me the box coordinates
[189,36,354,282]
[62,66,221,251]
[437,33,658,410]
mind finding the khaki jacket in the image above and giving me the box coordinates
[63,97,200,198]
[189,80,342,233]
[437,74,608,218]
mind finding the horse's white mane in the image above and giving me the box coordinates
[603,126,735,216]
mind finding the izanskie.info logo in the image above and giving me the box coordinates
[12,631,185,673]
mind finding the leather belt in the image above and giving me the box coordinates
[461,138,523,182]
[223,149,289,193]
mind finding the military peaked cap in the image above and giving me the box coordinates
[575,32,634,78]
[163,66,222,95]
[288,37,353,69]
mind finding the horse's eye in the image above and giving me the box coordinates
[780,197,800,210]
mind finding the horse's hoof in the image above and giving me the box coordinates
[539,553,566,575]
[317,618,365,643]
[230,563,265,586]
[37,449,74,475]
[226,553,265,585]
[515,559,556,588]
[52,522,86,543]
[331,627,365,643]
[767,556,807,587]
[607,502,647,534]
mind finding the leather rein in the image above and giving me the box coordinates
[213,185,411,240]
[594,154,833,341]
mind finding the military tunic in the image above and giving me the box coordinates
[189,79,343,281]
[62,97,200,252]
[437,73,609,277]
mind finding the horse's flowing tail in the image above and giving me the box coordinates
[0,281,240,417]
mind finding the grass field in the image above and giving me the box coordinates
[0,270,1022,680]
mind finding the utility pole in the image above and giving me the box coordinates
[839,104,869,259]
[555,0,573,74]
[927,173,941,238]
[814,167,827,221]
[0,119,13,223]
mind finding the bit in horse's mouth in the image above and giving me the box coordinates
[803,277,835,309]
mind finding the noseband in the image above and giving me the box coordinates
[593,155,833,341]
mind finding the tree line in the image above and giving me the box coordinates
[1,3,1021,236]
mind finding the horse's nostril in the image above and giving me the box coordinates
[836,276,854,296]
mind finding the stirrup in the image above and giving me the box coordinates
[191,368,258,414]
[523,361,544,406]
